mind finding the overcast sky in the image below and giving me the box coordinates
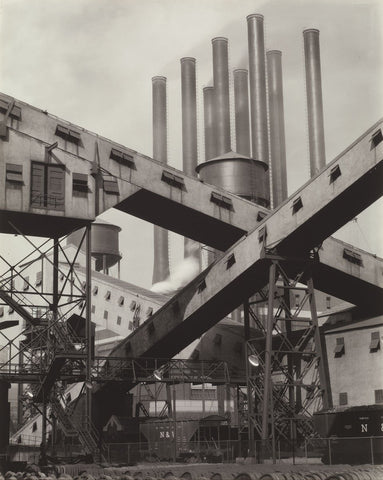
[0,0,382,288]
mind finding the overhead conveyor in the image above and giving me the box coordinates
[0,93,382,313]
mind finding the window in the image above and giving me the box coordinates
[6,163,23,184]
[35,271,42,287]
[334,337,345,357]
[0,98,21,120]
[91,305,96,314]
[103,176,119,194]
[0,307,3,317]
[105,291,111,301]
[375,389,383,404]
[343,248,363,267]
[292,196,303,214]
[210,191,233,210]
[130,300,137,311]
[93,286,98,295]
[329,164,341,183]
[32,422,37,433]
[197,280,206,293]
[370,331,380,352]
[257,211,267,222]
[161,170,185,189]
[339,392,348,406]
[31,162,65,210]
[226,253,236,269]
[23,276,30,291]
[55,124,81,145]
[117,316,122,326]
[72,173,89,195]
[370,129,383,149]
[326,296,331,309]
[128,321,133,331]
[103,310,108,320]
[118,296,124,306]
[110,148,135,168]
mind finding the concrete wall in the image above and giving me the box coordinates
[326,322,383,407]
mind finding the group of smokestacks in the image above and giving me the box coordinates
[152,15,326,287]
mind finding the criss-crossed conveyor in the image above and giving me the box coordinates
[1,95,382,406]
[0,94,382,315]
[91,119,383,423]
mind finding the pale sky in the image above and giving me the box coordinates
[0,0,382,288]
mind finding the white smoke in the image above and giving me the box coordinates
[151,246,200,295]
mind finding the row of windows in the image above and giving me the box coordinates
[91,286,153,316]
[338,389,383,406]
[334,333,381,357]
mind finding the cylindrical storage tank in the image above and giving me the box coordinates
[196,151,269,207]
[303,28,326,177]
[267,50,288,208]
[66,220,122,272]
[152,76,170,283]
[203,86,217,161]
[212,37,231,156]
[234,69,251,157]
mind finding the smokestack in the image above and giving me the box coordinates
[303,29,326,176]
[233,69,251,157]
[247,14,270,201]
[267,50,288,207]
[203,86,217,161]
[181,58,198,176]
[152,76,170,284]
[181,57,201,264]
[212,37,231,155]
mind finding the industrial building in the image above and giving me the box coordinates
[0,9,382,467]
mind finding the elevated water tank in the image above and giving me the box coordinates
[66,219,122,273]
[196,150,270,208]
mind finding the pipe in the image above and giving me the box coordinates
[152,76,170,284]
[233,69,251,157]
[181,58,201,265]
[303,29,326,176]
[247,14,270,203]
[203,86,217,161]
[212,37,231,155]
[267,50,288,207]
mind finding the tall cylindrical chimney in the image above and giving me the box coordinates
[267,50,288,207]
[247,15,269,164]
[181,58,198,176]
[181,57,201,264]
[303,28,326,176]
[247,14,270,205]
[203,86,217,161]
[234,69,251,157]
[152,76,170,284]
[212,37,231,156]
